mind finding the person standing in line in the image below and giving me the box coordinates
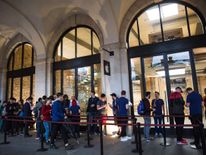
[50,92,71,150]
[97,93,107,135]
[142,92,152,142]
[41,98,52,145]
[152,91,165,137]
[22,97,33,137]
[186,87,203,149]
[109,93,119,136]
[169,87,187,145]
[86,91,99,135]
[116,90,131,142]
[69,96,81,138]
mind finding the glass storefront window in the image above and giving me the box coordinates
[138,5,162,45]
[78,67,91,114]
[128,20,139,47]
[13,78,21,101]
[63,69,75,97]
[62,30,76,60]
[55,43,62,62]
[130,58,142,114]
[23,44,32,68]
[55,70,61,94]
[77,28,92,57]
[187,8,204,36]
[93,32,100,54]
[14,45,22,70]
[7,78,12,99]
[22,76,31,101]
[94,64,101,96]
[8,55,13,71]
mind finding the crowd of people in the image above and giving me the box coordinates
[0,87,206,150]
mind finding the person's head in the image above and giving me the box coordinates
[9,97,15,103]
[48,95,54,101]
[100,93,106,102]
[26,96,33,103]
[110,93,117,100]
[38,98,42,103]
[121,90,126,96]
[42,95,47,101]
[63,94,68,100]
[186,87,193,94]
[71,96,76,100]
[91,91,95,97]
[46,98,52,106]
[57,92,64,101]
[3,101,7,106]
[145,91,151,99]
[53,95,57,100]
[175,87,183,93]
[154,91,160,99]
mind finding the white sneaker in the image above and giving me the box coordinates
[126,136,132,140]
[120,137,128,142]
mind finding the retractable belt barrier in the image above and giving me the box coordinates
[0,115,205,155]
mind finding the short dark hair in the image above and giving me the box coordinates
[38,98,42,102]
[26,96,33,101]
[42,95,47,100]
[155,91,160,95]
[121,90,126,95]
[175,87,182,92]
[145,91,151,97]
[63,94,68,99]
[186,87,193,92]
[57,92,63,98]
[101,93,106,98]
[91,90,95,94]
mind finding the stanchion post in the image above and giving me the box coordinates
[100,117,104,155]
[0,118,10,145]
[137,122,143,155]
[160,115,171,147]
[132,118,139,153]
[199,122,206,155]
[84,114,94,148]
[37,120,48,152]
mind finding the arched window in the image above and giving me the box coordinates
[7,43,35,101]
[53,26,101,113]
[128,2,205,47]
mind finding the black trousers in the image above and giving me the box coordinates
[190,114,202,146]
[51,122,68,145]
[118,116,128,137]
[174,116,185,141]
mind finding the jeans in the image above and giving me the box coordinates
[43,121,50,142]
[88,112,98,134]
[51,122,68,145]
[144,117,151,140]
[118,116,128,137]
[36,119,41,138]
[174,116,185,141]
[154,116,162,135]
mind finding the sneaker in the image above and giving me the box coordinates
[126,136,132,140]
[181,139,188,144]
[120,137,128,142]
[146,139,150,143]
[177,140,187,145]
[35,137,40,140]
[50,144,58,149]
[190,141,195,145]
[65,143,73,150]
[190,144,202,149]
[154,133,158,138]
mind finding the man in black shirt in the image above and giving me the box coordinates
[87,91,99,134]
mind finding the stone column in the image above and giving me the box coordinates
[0,67,7,102]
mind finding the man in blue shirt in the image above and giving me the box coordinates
[116,90,131,142]
[186,87,203,150]
[50,92,71,150]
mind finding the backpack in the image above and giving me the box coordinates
[137,100,145,115]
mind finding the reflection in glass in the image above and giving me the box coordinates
[55,70,61,93]
[78,67,91,114]
[13,78,20,101]
[161,3,189,40]
[144,56,168,115]
[130,58,142,114]
[139,5,162,45]
[63,69,75,97]
[7,78,12,99]
[193,48,206,96]
[93,32,100,54]
[94,64,101,97]
[23,44,32,68]
[62,30,75,60]
[14,46,22,70]
[129,21,139,47]
[187,8,204,36]
[77,28,92,57]
[55,43,62,62]
[22,76,31,101]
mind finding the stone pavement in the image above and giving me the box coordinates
[0,133,203,155]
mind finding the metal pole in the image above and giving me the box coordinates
[100,117,104,155]
[137,123,143,155]
[160,115,171,147]
[0,118,10,145]
[199,123,206,155]
[132,118,139,153]
[84,115,94,148]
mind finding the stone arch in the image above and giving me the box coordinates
[119,0,206,48]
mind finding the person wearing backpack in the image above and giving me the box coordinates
[142,91,152,142]
[169,87,187,145]
[152,91,165,137]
